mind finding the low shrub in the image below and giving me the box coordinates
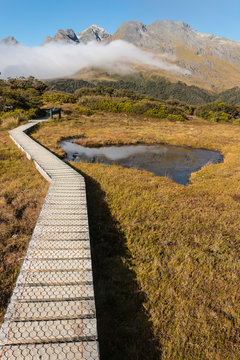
[0,108,45,130]
[73,106,94,116]
[75,87,97,97]
[208,111,231,122]
[42,91,75,104]
[145,105,167,119]
[78,96,102,108]
[167,114,186,122]
[95,99,133,113]
[195,102,240,122]
[132,102,156,114]
[77,97,189,121]
[74,86,147,100]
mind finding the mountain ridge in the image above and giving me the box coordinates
[41,25,110,45]
[1,20,240,90]
[3,20,240,49]
[77,25,110,43]
[108,20,240,65]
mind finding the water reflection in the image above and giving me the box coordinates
[61,140,223,185]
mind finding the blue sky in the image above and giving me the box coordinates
[0,0,240,46]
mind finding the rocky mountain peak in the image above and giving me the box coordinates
[77,25,110,43]
[127,20,147,32]
[0,36,19,45]
[42,25,110,45]
[42,28,79,45]
[148,20,194,39]
[176,21,191,29]
[109,20,148,44]
[63,28,79,42]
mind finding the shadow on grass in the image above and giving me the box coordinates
[79,169,161,360]
[26,123,161,358]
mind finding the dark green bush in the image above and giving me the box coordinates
[145,106,167,119]
[78,96,102,108]
[167,114,186,122]
[0,77,46,112]
[73,106,94,116]
[0,77,48,126]
[132,102,156,114]
[77,97,188,121]
[0,108,41,122]
[75,87,97,97]
[195,102,240,122]
[94,99,133,113]
[42,91,75,104]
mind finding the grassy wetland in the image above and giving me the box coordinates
[0,78,240,359]
[30,102,240,360]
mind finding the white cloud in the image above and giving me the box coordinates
[0,40,190,79]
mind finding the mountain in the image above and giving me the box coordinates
[42,29,79,45]
[107,20,240,90]
[42,25,110,45]
[109,20,240,65]
[2,20,240,90]
[0,36,19,45]
[42,20,240,90]
[77,25,110,43]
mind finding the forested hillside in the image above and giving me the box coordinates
[46,75,240,105]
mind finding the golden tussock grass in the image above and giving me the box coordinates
[0,116,19,131]
[30,107,240,359]
[0,130,48,322]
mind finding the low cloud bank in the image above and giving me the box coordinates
[0,40,190,79]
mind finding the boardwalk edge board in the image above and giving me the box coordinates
[0,119,99,359]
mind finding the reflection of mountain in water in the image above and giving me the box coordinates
[75,154,111,164]
[62,141,223,185]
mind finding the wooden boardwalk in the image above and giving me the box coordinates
[0,120,99,359]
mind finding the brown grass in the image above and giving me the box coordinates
[0,116,19,131]
[0,129,48,322]
[30,107,240,360]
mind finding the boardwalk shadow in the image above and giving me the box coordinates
[79,170,161,360]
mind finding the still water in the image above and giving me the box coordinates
[61,140,223,185]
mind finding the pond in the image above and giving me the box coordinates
[60,140,223,185]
